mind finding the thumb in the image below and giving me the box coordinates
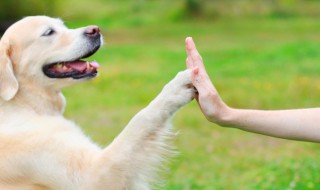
[192,67,208,94]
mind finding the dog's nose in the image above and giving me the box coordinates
[84,26,100,37]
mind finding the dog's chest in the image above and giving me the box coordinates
[0,114,101,189]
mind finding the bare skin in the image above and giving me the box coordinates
[185,37,320,143]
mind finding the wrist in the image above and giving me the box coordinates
[206,103,235,127]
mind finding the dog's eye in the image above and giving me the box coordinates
[42,28,55,36]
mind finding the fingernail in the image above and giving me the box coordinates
[186,37,193,42]
[193,67,199,75]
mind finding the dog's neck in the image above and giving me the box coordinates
[2,82,66,116]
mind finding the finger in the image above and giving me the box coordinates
[192,67,217,95]
[185,37,196,69]
[186,37,201,62]
[186,57,193,69]
[190,66,199,83]
[186,37,215,93]
[185,37,195,56]
[193,66,199,75]
[185,37,208,76]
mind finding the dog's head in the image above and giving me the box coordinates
[0,16,102,101]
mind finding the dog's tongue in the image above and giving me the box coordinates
[64,61,100,72]
[64,61,86,72]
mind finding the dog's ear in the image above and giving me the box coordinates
[0,40,19,101]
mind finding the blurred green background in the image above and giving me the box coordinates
[1,0,320,189]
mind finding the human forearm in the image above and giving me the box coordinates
[220,107,320,142]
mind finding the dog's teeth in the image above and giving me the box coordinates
[56,63,63,68]
[62,65,68,70]
[86,61,90,70]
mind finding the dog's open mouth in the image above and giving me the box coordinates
[43,60,100,79]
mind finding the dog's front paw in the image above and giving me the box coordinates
[160,69,195,109]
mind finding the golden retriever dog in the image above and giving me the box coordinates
[0,16,194,190]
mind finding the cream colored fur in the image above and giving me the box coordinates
[0,16,194,190]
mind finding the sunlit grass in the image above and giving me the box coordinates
[63,17,320,189]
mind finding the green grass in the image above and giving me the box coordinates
[62,17,320,189]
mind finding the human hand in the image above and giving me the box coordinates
[185,37,230,124]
